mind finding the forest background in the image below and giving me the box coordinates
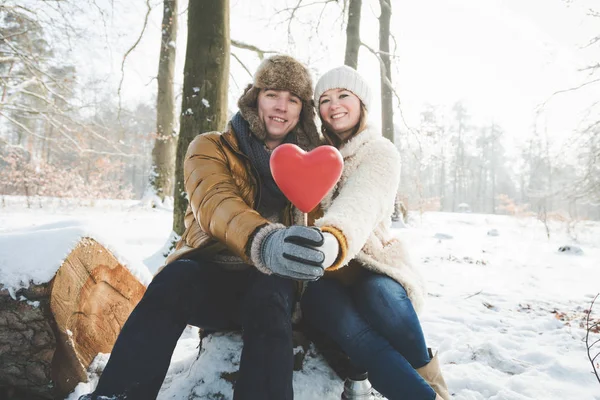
[1,0,599,231]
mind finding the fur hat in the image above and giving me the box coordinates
[314,65,373,110]
[237,55,320,149]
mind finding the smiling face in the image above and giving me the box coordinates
[257,89,302,149]
[318,88,361,141]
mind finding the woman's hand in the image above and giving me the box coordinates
[320,232,340,269]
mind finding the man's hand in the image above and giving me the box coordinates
[261,226,326,281]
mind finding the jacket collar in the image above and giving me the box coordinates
[221,124,242,153]
[338,123,381,158]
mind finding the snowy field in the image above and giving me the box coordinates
[0,197,599,400]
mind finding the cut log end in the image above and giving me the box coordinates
[50,237,146,396]
[0,237,146,398]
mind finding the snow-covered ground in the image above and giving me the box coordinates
[1,197,599,400]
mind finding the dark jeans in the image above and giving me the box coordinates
[301,269,436,400]
[89,259,296,400]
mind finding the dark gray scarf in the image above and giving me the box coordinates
[231,112,294,213]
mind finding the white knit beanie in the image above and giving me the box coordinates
[314,65,373,110]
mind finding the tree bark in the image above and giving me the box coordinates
[491,138,496,213]
[173,0,230,235]
[544,125,553,212]
[150,0,178,201]
[0,283,55,399]
[439,147,445,210]
[378,0,394,143]
[344,0,362,69]
[0,238,145,399]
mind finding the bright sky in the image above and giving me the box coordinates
[388,0,598,147]
[71,0,598,151]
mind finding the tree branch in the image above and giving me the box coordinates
[231,39,277,61]
[273,0,337,16]
[537,78,600,111]
[272,0,338,43]
[586,293,600,385]
[117,0,152,119]
[360,41,419,138]
[0,110,49,141]
[231,52,253,78]
[579,63,600,74]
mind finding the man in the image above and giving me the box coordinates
[82,55,335,400]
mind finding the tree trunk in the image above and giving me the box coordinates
[378,0,394,143]
[344,0,362,69]
[451,104,466,212]
[150,0,178,201]
[544,125,553,212]
[439,148,445,210]
[0,238,145,399]
[491,134,497,213]
[451,134,459,212]
[173,0,230,236]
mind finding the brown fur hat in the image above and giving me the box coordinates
[237,55,320,150]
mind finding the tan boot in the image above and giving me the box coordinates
[416,350,451,400]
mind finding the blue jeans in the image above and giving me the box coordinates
[301,269,436,400]
[89,259,296,400]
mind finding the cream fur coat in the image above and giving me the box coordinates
[296,124,427,313]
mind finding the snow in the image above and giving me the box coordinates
[0,198,599,399]
[0,197,169,290]
[402,212,600,399]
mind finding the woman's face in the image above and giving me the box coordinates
[318,89,361,138]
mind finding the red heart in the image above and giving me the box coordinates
[270,144,343,213]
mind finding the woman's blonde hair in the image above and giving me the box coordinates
[321,102,368,148]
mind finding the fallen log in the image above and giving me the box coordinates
[0,237,145,399]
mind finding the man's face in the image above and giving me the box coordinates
[257,89,302,148]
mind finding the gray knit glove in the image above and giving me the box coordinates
[261,226,326,281]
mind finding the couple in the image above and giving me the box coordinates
[81,55,450,400]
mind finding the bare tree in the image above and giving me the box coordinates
[378,0,393,142]
[0,2,129,157]
[419,105,448,209]
[344,0,362,69]
[543,2,600,210]
[172,0,230,236]
[272,0,340,44]
[488,123,504,213]
[586,294,600,384]
[450,102,468,212]
[150,0,178,202]
[0,2,160,204]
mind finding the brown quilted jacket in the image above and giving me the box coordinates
[165,127,294,266]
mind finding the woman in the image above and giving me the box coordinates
[301,65,451,400]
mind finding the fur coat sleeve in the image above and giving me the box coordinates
[315,126,401,268]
